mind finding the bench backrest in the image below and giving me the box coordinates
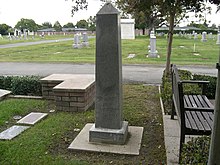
[171,65,185,125]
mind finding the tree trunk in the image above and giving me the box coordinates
[165,12,175,77]
[142,28,145,35]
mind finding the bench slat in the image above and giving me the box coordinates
[185,111,199,130]
[188,95,198,108]
[203,95,214,109]
[201,112,214,129]
[183,95,191,108]
[196,111,211,131]
[191,111,205,131]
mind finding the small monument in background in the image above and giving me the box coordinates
[73,33,82,49]
[148,31,159,58]
[201,31,207,42]
[82,32,89,47]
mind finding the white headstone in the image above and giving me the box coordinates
[217,33,220,45]
[201,31,207,42]
[194,33,198,40]
[148,35,158,58]
[73,33,82,49]
[209,33,213,39]
[82,32,89,47]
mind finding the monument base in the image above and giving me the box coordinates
[72,44,82,49]
[89,121,128,145]
[82,42,89,47]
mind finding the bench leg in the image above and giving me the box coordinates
[171,100,175,120]
[179,132,185,163]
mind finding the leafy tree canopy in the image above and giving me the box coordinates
[15,18,38,32]
[63,22,75,28]
[0,24,11,35]
[76,19,88,28]
[41,22,53,29]
[53,21,62,31]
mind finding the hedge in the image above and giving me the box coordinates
[0,75,42,96]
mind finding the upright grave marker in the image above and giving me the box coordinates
[73,33,82,49]
[89,2,128,145]
[201,31,207,42]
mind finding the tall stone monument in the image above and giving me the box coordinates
[89,2,128,145]
[148,34,158,58]
[68,2,143,155]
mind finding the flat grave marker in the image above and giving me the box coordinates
[17,112,48,125]
[0,125,30,140]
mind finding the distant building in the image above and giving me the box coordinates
[36,28,88,35]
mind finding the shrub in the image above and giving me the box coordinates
[181,136,211,164]
[0,76,42,96]
[161,69,192,114]
[193,74,217,99]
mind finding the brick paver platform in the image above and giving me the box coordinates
[41,74,95,112]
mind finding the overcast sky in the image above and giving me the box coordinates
[0,0,103,27]
[0,0,219,27]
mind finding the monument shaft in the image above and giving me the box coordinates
[95,6,122,129]
[89,2,128,145]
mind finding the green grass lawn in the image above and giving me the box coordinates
[0,35,219,65]
[0,85,166,165]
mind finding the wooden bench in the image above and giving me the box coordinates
[171,64,214,162]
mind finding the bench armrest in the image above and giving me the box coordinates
[181,80,209,95]
[181,80,209,84]
[184,107,214,112]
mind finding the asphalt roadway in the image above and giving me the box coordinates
[0,39,218,84]
[0,62,217,84]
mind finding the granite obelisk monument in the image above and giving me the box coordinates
[89,2,128,144]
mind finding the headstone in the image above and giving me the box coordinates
[188,33,192,39]
[89,2,128,145]
[194,33,198,40]
[82,32,89,47]
[73,33,82,49]
[17,112,48,125]
[148,35,158,58]
[121,19,135,39]
[0,125,30,140]
[8,33,12,40]
[217,33,220,45]
[209,32,213,39]
[201,31,207,42]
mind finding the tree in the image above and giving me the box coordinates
[76,19,88,28]
[41,22,53,29]
[87,16,96,31]
[63,22,75,28]
[0,24,11,35]
[15,18,38,32]
[53,21,62,31]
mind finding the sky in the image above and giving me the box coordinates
[0,0,219,28]
[0,0,103,27]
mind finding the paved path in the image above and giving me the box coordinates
[0,38,73,49]
[0,62,217,84]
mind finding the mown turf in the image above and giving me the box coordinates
[0,35,219,65]
[0,85,166,164]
